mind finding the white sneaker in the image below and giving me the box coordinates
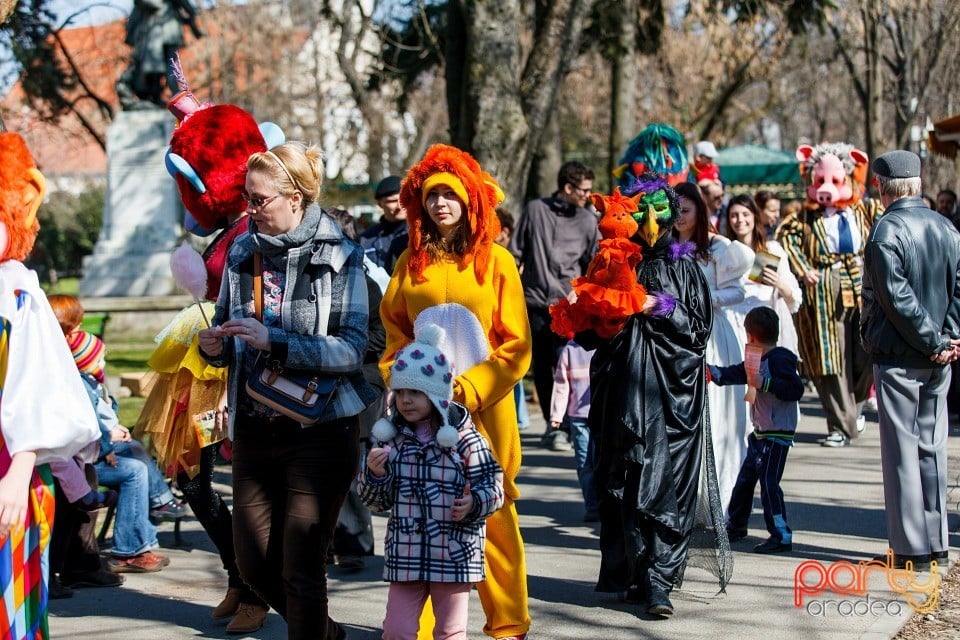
[864,397,878,413]
[856,415,866,433]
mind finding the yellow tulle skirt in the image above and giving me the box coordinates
[133,303,227,479]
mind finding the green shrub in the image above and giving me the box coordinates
[27,184,104,283]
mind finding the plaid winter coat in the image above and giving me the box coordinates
[358,403,504,583]
[202,207,378,435]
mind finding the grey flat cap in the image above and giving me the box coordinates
[871,150,921,179]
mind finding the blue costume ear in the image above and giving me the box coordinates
[259,122,285,149]
[165,149,207,194]
[183,210,217,237]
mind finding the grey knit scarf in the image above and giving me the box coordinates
[248,204,324,258]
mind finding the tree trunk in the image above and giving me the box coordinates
[608,0,637,181]
[862,3,884,161]
[529,111,561,202]
[451,0,592,210]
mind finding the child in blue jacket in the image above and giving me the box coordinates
[708,306,804,554]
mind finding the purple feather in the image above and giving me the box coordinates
[649,293,677,318]
[622,173,669,197]
[667,240,696,260]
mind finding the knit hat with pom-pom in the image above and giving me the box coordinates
[389,323,459,448]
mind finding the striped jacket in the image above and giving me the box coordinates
[776,199,882,376]
[204,207,377,435]
[359,403,504,583]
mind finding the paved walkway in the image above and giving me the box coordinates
[49,396,959,639]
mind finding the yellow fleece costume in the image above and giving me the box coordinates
[380,144,532,639]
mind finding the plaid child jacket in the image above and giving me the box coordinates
[359,403,504,583]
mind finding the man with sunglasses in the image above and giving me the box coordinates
[510,161,599,452]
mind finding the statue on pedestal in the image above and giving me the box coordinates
[117,0,203,110]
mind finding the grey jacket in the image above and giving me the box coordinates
[509,196,599,309]
[861,196,960,368]
[203,208,377,434]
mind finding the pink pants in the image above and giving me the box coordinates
[383,581,471,640]
[49,457,92,503]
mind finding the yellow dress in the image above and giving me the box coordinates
[380,243,532,638]
[134,303,227,478]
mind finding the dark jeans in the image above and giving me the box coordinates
[232,414,359,640]
[529,306,567,424]
[177,443,265,606]
[726,433,792,544]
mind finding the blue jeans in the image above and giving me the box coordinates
[112,440,174,509]
[513,383,529,430]
[567,417,598,514]
[95,454,158,557]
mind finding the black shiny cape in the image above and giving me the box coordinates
[577,235,712,587]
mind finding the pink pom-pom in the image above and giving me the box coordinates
[170,241,208,301]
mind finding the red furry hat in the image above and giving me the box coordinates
[400,144,503,283]
[168,104,268,231]
[0,132,44,262]
[164,58,283,232]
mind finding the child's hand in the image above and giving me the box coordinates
[110,426,132,443]
[367,447,389,477]
[451,482,473,522]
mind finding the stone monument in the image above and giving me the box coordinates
[78,109,182,296]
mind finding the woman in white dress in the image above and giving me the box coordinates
[673,183,754,512]
[725,194,802,356]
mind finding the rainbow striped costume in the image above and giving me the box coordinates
[0,293,55,639]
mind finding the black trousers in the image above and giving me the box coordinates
[50,476,102,578]
[232,414,358,640]
[176,443,265,606]
[528,306,567,424]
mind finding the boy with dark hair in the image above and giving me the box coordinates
[708,305,804,554]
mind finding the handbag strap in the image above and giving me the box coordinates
[253,252,263,322]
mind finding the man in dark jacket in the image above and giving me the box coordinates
[360,175,407,272]
[861,150,960,571]
[510,161,599,450]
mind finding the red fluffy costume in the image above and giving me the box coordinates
[167,101,267,231]
[551,187,647,339]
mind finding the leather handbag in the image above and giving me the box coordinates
[244,253,340,424]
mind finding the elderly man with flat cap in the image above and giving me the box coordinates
[361,175,408,272]
[860,150,960,570]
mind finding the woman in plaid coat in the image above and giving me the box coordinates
[360,324,504,640]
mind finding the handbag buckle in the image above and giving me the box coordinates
[266,361,282,385]
[302,378,319,402]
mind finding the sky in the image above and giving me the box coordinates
[51,0,133,28]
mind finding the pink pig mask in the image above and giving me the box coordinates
[797,143,869,210]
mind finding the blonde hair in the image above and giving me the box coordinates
[247,142,324,207]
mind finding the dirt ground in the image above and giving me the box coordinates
[894,560,960,640]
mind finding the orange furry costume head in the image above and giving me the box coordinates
[0,132,45,262]
[550,188,647,338]
[400,144,503,283]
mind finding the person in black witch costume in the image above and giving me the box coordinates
[574,172,720,617]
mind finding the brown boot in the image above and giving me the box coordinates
[226,603,268,635]
[211,587,243,620]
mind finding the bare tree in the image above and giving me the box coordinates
[445,0,594,210]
